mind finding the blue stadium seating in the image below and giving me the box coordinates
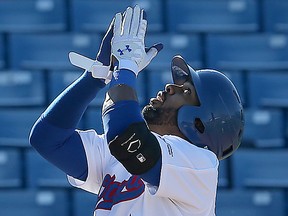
[216,189,286,216]
[0,35,4,69]
[9,33,101,70]
[206,34,288,70]
[145,33,203,69]
[71,0,163,33]
[0,148,22,188]
[263,0,288,32]
[146,68,173,99]
[242,108,285,148]
[0,0,67,32]
[0,108,43,147]
[0,189,69,216]
[85,107,105,134]
[167,0,259,33]
[0,70,45,106]
[248,71,288,107]
[25,149,70,188]
[232,149,288,188]
[49,70,146,106]
[218,159,229,188]
[72,189,98,216]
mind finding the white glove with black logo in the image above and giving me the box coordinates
[112,5,163,75]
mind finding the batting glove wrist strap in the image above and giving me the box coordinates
[69,52,112,84]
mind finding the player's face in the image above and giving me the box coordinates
[142,81,199,126]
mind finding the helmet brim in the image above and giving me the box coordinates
[171,55,194,85]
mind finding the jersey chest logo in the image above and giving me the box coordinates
[95,174,145,210]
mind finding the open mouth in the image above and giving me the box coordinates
[149,91,165,106]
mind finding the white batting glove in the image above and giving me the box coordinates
[112,5,162,75]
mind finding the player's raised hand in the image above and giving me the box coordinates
[69,17,114,84]
[112,5,163,75]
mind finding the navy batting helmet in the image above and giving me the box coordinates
[171,55,244,160]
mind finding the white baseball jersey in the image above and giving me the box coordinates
[68,129,219,216]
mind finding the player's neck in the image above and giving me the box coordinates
[148,124,187,140]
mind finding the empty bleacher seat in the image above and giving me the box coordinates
[0,34,4,68]
[216,189,286,216]
[145,34,203,69]
[0,71,45,106]
[146,68,172,99]
[206,34,288,70]
[72,189,98,216]
[26,149,70,188]
[218,159,229,188]
[248,71,288,107]
[242,108,285,148]
[84,107,104,134]
[9,33,101,70]
[263,0,288,32]
[0,148,22,188]
[0,108,43,147]
[0,0,67,32]
[232,149,288,188]
[71,0,163,33]
[167,0,259,33]
[0,189,69,216]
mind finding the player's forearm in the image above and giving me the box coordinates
[102,69,144,141]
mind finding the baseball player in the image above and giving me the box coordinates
[29,5,244,216]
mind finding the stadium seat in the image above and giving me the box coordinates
[0,70,45,106]
[71,0,164,33]
[0,148,22,188]
[0,108,43,147]
[248,71,288,107]
[25,149,70,188]
[242,108,285,148]
[0,0,67,32]
[0,189,69,216]
[206,33,288,70]
[263,0,288,32]
[218,159,229,188]
[0,34,4,68]
[145,33,203,70]
[49,70,146,107]
[84,107,105,134]
[167,0,259,33]
[8,33,101,70]
[216,189,286,216]
[146,67,172,100]
[232,149,288,188]
[72,189,98,216]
